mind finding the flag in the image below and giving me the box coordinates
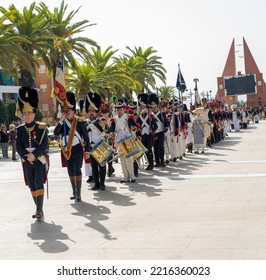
[52,52,69,109]
[176,64,187,92]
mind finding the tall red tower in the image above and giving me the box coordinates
[216,37,266,107]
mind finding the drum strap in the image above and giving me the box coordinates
[89,124,105,140]
[115,114,129,133]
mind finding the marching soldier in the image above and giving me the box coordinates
[79,98,93,184]
[150,93,169,167]
[54,91,90,202]
[16,86,49,221]
[184,104,194,153]
[167,100,179,162]
[100,101,115,177]
[175,102,186,159]
[86,92,108,191]
[128,100,139,177]
[109,97,137,183]
[135,93,156,170]
[160,100,171,164]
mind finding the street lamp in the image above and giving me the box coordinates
[193,78,199,104]
[189,89,193,104]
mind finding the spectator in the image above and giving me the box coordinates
[0,124,9,158]
[9,124,18,160]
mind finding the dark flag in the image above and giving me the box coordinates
[176,64,187,92]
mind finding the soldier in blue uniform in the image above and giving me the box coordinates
[149,93,169,167]
[135,93,156,170]
[16,86,49,221]
[54,91,90,202]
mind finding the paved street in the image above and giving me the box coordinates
[1,120,266,260]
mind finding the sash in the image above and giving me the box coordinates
[61,116,78,160]
[154,112,163,133]
[140,114,149,128]
[140,114,149,135]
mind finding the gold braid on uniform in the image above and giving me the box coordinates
[62,116,78,160]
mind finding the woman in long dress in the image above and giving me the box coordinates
[192,110,207,153]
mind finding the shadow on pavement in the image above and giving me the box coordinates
[27,220,71,253]
[71,201,117,240]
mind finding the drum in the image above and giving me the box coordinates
[90,139,114,166]
[117,134,141,159]
[132,137,147,161]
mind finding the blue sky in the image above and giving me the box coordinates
[3,0,266,99]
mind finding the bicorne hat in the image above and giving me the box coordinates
[18,86,39,113]
[86,92,102,112]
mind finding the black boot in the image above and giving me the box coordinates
[69,176,76,200]
[86,176,93,183]
[76,178,82,202]
[91,183,100,190]
[107,162,115,177]
[33,194,44,221]
[146,152,154,170]
[134,161,139,177]
[100,165,106,190]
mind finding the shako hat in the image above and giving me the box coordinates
[149,93,159,108]
[160,99,168,108]
[128,99,137,109]
[137,93,149,107]
[114,97,127,109]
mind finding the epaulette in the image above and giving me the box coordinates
[78,116,84,122]
[128,114,135,119]
[17,123,25,129]
[37,122,47,129]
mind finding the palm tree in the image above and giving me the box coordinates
[36,0,98,81]
[0,2,50,86]
[67,47,137,102]
[114,54,146,98]
[157,85,177,100]
[124,46,167,92]
[0,17,34,78]
[89,46,137,99]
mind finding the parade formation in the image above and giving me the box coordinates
[2,84,261,222]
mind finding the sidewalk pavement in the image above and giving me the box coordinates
[1,120,266,260]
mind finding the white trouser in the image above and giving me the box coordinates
[85,162,92,177]
[169,133,178,159]
[180,132,186,155]
[164,131,171,160]
[120,156,135,181]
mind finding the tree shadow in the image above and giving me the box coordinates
[27,220,71,253]
[71,201,117,240]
